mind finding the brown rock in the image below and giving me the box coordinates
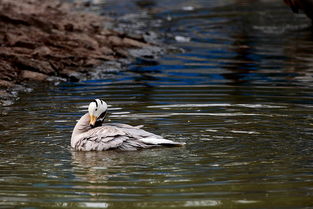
[0,60,17,81]
[59,69,82,81]
[15,57,54,75]
[21,70,48,81]
[32,46,52,57]
[123,38,149,48]
[0,80,14,88]
[108,36,123,46]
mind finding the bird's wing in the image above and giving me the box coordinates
[73,125,157,151]
[108,123,144,129]
[74,126,127,151]
[105,124,162,150]
[107,123,159,138]
[109,123,185,146]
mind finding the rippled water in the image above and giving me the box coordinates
[2,0,313,208]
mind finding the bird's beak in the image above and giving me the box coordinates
[89,114,97,126]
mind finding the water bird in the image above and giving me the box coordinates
[71,99,185,151]
[284,0,313,20]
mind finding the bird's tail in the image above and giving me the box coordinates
[140,137,186,146]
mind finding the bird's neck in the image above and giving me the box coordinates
[71,113,91,139]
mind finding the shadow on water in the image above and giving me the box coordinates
[2,0,313,208]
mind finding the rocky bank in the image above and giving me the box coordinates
[0,0,155,104]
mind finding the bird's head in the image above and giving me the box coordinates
[88,99,108,127]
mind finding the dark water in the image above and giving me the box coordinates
[2,0,313,208]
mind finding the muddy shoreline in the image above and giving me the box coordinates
[0,0,162,105]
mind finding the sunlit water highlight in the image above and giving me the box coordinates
[1,0,313,208]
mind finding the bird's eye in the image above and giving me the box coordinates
[95,108,98,111]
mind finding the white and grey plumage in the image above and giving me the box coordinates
[71,99,185,151]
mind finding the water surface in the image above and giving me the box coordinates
[1,0,313,208]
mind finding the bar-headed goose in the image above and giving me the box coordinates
[71,99,185,151]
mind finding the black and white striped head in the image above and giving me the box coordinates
[88,99,108,127]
